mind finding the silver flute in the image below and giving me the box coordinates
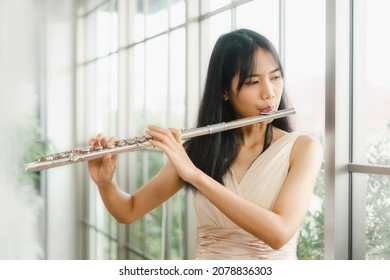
[25,108,295,173]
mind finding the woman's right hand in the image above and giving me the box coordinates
[87,133,118,187]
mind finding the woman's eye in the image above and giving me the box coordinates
[245,80,259,85]
[272,75,282,80]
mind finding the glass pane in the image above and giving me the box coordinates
[236,0,279,50]
[86,12,97,61]
[170,188,186,259]
[110,240,118,259]
[200,11,231,90]
[169,28,186,129]
[170,0,185,27]
[95,55,118,134]
[129,0,145,42]
[144,207,163,259]
[76,1,86,16]
[130,151,166,259]
[285,0,325,140]
[201,0,230,14]
[76,17,85,64]
[130,44,146,135]
[354,173,390,260]
[297,169,325,259]
[284,1,325,260]
[96,3,111,57]
[92,1,118,56]
[95,57,110,131]
[88,227,97,258]
[128,150,166,260]
[95,192,106,233]
[109,54,119,132]
[87,0,106,11]
[145,35,168,126]
[145,151,165,259]
[128,152,147,256]
[146,0,168,37]
[96,232,112,259]
[354,0,390,165]
[366,173,390,260]
[109,0,118,53]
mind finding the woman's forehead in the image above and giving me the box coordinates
[236,48,278,77]
[251,48,278,71]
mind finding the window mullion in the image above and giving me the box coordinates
[324,0,352,260]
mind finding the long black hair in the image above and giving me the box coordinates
[185,29,293,189]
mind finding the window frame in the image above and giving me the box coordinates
[73,0,390,260]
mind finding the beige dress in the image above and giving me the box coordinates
[193,131,301,260]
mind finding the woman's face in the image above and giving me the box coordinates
[226,48,284,119]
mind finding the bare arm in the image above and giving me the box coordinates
[191,135,323,248]
[88,134,185,224]
[148,127,323,249]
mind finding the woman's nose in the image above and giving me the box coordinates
[261,81,275,100]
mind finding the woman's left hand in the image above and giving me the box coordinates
[146,125,200,183]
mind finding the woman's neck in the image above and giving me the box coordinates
[239,123,268,148]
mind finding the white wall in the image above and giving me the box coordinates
[0,0,76,259]
[44,0,77,259]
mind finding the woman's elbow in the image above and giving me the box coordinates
[115,216,134,224]
[266,228,294,250]
[268,237,288,250]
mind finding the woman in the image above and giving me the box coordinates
[88,29,323,260]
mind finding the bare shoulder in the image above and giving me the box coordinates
[294,134,323,151]
[291,134,323,165]
[273,127,321,150]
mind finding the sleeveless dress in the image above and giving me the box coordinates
[192,132,301,260]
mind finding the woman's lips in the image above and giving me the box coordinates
[260,106,276,114]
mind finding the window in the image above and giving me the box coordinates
[351,0,390,260]
[76,0,188,260]
[285,0,326,259]
[74,0,390,260]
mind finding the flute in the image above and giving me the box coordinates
[25,108,295,173]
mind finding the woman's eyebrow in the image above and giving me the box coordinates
[270,67,281,74]
[246,68,281,78]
